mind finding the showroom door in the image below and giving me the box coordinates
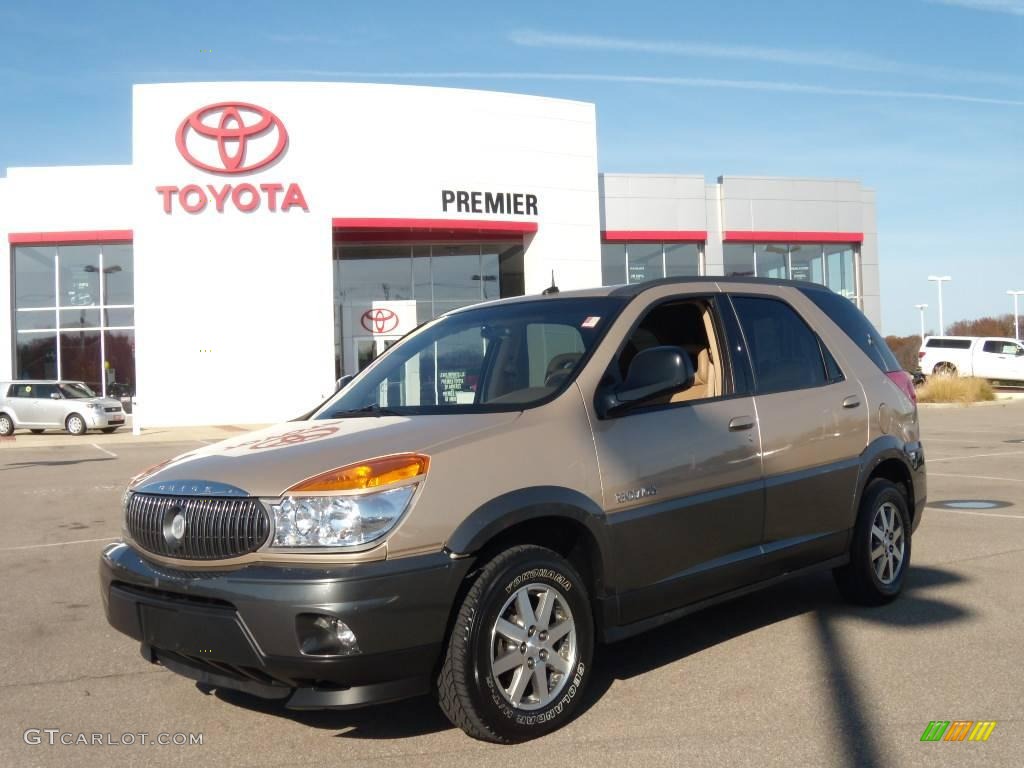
[353,336,401,371]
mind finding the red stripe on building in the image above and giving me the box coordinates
[602,230,708,243]
[9,230,134,245]
[723,231,864,244]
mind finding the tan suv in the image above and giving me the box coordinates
[100,277,926,742]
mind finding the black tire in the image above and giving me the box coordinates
[437,545,594,743]
[65,413,87,436]
[30,429,45,434]
[0,413,13,436]
[933,362,957,376]
[834,479,912,605]
[101,427,118,434]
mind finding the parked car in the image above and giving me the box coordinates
[100,278,925,742]
[0,380,126,435]
[918,335,1024,382]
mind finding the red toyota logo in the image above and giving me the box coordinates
[175,102,288,175]
[361,308,399,333]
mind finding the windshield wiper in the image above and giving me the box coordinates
[329,404,403,418]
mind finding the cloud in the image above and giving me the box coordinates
[289,70,1024,107]
[924,0,1024,15]
[508,29,1023,88]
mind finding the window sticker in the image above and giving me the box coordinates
[581,316,601,329]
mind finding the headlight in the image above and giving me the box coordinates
[268,453,429,550]
[88,402,104,410]
[270,486,415,548]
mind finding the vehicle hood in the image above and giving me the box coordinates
[72,397,122,408]
[130,414,520,498]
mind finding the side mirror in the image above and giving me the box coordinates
[50,392,61,400]
[335,374,354,392]
[596,346,694,417]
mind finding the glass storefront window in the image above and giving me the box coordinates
[826,245,857,300]
[58,245,101,307]
[15,246,56,308]
[627,243,662,284]
[601,244,626,285]
[789,245,824,283]
[723,244,755,277]
[11,244,136,396]
[333,241,525,377]
[665,244,700,277]
[755,243,788,279]
[16,332,57,380]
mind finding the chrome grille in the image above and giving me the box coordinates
[125,494,269,560]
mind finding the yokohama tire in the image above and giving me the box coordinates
[437,545,594,742]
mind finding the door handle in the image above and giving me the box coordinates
[728,416,755,431]
[842,395,861,409]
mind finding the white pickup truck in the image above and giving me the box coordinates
[919,336,1024,382]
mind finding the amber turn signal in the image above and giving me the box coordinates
[287,453,430,493]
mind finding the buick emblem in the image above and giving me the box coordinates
[176,102,288,174]
[361,308,399,333]
[163,505,187,547]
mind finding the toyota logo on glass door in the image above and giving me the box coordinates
[176,102,288,174]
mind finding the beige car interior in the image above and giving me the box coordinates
[618,299,724,404]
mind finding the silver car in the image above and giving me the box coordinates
[0,380,126,436]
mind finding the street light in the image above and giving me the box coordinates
[1008,290,1024,341]
[914,304,928,342]
[927,276,952,335]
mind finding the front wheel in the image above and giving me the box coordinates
[834,479,911,605]
[438,545,593,743]
[66,414,87,436]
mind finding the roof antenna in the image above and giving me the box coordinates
[542,270,560,295]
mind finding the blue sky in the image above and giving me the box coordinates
[1,0,1022,335]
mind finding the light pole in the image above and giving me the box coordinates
[1008,290,1024,341]
[914,304,928,342]
[928,276,952,335]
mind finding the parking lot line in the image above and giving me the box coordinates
[91,443,118,458]
[928,450,1024,463]
[0,536,119,552]
[931,509,1024,520]
[930,472,1024,484]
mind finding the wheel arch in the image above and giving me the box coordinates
[857,437,917,524]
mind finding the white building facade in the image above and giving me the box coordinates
[0,82,878,426]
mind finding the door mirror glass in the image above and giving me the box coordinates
[617,346,694,405]
[50,392,61,399]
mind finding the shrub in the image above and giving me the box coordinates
[917,376,995,404]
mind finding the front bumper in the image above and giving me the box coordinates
[85,409,125,428]
[100,543,472,708]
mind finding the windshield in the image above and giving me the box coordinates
[316,297,625,417]
[58,382,97,399]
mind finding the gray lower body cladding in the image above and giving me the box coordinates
[99,543,472,708]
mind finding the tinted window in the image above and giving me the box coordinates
[823,345,845,383]
[731,296,827,394]
[801,288,901,372]
[32,384,58,399]
[926,338,972,350]
[981,340,1019,355]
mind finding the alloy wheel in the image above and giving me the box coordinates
[490,582,577,711]
[870,501,905,585]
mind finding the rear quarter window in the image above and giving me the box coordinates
[800,288,901,373]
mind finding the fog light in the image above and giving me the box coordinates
[296,613,360,656]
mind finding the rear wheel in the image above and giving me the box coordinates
[834,479,911,605]
[437,545,593,743]
[933,362,957,376]
[0,414,13,436]
[65,414,87,436]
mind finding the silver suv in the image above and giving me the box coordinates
[0,380,126,435]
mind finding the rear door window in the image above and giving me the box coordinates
[800,288,901,372]
[730,296,828,394]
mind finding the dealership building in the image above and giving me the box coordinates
[0,82,879,426]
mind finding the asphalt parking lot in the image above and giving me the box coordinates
[1,405,1022,768]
